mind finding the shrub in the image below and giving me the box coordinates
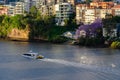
[110,41,120,49]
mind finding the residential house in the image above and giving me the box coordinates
[79,30,86,37]
[63,31,75,39]
[103,28,117,37]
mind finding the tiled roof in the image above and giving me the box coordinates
[112,5,120,9]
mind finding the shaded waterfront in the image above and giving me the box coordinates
[0,40,120,80]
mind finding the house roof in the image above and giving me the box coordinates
[112,5,120,9]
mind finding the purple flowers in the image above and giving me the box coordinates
[75,18,102,39]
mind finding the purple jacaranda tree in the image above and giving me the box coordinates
[75,18,102,39]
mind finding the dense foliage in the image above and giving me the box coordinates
[0,15,27,38]
[75,18,102,38]
[102,16,120,48]
[0,6,77,43]
[102,16,120,37]
[111,40,120,49]
[75,19,104,46]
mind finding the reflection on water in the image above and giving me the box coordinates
[40,58,120,76]
[0,40,120,80]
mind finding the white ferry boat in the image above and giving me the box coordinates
[22,51,44,59]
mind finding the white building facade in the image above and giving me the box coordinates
[14,2,24,15]
[55,3,73,26]
[76,4,113,24]
[7,2,24,16]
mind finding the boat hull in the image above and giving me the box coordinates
[22,54,44,59]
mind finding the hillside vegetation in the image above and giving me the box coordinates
[0,6,76,42]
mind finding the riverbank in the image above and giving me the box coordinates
[0,37,117,49]
[0,37,49,43]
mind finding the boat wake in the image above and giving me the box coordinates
[40,58,120,76]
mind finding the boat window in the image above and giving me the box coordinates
[24,54,31,56]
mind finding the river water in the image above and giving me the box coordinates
[0,40,120,80]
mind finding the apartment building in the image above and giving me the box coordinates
[76,4,88,24]
[37,0,75,17]
[84,9,97,24]
[76,2,114,24]
[67,0,76,6]
[7,5,14,16]
[100,8,113,18]
[39,5,55,16]
[14,2,24,15]
[90,2,114,9]
[57,0,67,3]
[47,0,57,4]
[112,4,120,16]
[7,2,24,16]
[55,3,73,25]
[46,0,76,5]
[23,0,32,13]
[76,8,100,24]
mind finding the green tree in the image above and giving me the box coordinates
[30,6,38,17]
[0,16,11,37]
[64,12,77,31]
[10,15,25,29]
[86,0,91,4]
[0,15,4,24]
[102,16,120,37]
